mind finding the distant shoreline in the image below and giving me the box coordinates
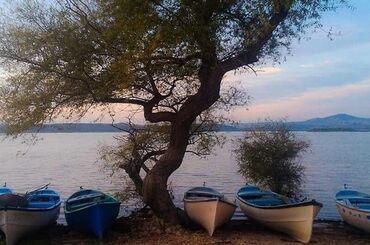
[2,128,370,133]
[2,113,370,133]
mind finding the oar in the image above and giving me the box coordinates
[25,183,51,195]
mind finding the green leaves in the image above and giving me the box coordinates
[234,120,309,197]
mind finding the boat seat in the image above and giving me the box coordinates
[186,193,220,199]
[239,191,272,198]
[27,202,55,208]
[349,198,370,203]
[357,204,370,210]
[67,193,105,204]
[250,198,285,206]
[68,201,97,210]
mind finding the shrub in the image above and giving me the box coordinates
[234,120,309,197]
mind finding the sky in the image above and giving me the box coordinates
[85,0,370,123]
[1,1,370,123]
[225,0,370,122]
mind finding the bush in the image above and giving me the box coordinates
[234,120,309,197]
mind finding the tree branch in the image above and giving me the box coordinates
[221,0,293,72]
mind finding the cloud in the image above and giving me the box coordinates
[300,59,339,68]
[223,66,283,81]
[233,78,370,121]
[256,66,283,74]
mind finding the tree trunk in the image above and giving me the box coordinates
[142,60,224,224]
[142,120,193,224]
[123,162,143,196]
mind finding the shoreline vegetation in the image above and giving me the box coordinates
[4,208,370,245]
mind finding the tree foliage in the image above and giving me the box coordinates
[0,0,345,133]
[235,121,309,196]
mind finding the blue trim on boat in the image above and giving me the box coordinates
[237,184,322,209]
[0,188,61,211]
[335,189,370,212]
[0,186,12,194]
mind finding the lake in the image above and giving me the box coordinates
[0,132,369,221]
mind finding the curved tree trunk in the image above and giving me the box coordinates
[142,120,194,224]
[142,62,224,224]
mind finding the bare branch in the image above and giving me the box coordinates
[221,1,293,72]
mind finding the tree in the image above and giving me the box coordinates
[100,114,224,197]
[234,121,309,196]
[0,0,345,223]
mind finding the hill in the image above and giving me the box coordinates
[237,114,370,132]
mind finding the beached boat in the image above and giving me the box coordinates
[0,187,61,245]
[64,189,120,239]
[183,186,236,236]
[0,183,12,195]
[236,184,322,243]
[335,188,370,233]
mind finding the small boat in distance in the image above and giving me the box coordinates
[183,186,236,236]
[0,185,61,245]
[64,189,120,239]
[335,186,370,233]
[236,184,322,243]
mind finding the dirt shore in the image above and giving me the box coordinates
[2,210,370,245]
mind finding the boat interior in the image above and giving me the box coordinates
[336,190,370,210]
[346,198,370,210]
[26,189,61,208]
[184,187,223,200]
[66,190,115,211]
[239,192,288,206]
[0,193,28,208]
[238,186,293,207]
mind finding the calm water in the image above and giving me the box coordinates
[0,132,369,221]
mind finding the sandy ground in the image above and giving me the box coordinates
[2,210,370,244]
[109,220,370,245]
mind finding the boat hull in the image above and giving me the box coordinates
[65,202,120,239]
[0,205,60,245]
[336,202,370,233]
[237,197,321,243]
[184,198,236,235]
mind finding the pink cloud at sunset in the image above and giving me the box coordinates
[231,78,370,121]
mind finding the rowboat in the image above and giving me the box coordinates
[0,186,61,245]
[183,186,236,235]
[64,189,120,239]
[335,187,370,233]
[236,184,322,243]
[0,183,12,195]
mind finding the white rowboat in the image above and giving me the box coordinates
[0,188,61,245]
[236,185,322,243]
[335,188,370,233]
[184,186,236,235]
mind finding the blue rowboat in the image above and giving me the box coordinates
[0,183,12,195]
[236,184,322,243]
[64,189,120,239]
[0,186,61,245]
[335,187,370,233]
